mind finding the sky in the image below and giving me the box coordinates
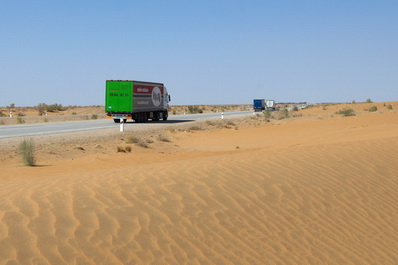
[1,0,397,106]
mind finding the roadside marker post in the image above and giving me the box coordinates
[10,111,12,118]
[222,112,224,119]
[120,118,124,132]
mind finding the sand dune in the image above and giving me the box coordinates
[1,105,398,264]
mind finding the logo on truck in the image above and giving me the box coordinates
[152,86,162,107]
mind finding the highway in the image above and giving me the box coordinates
[0,111,252,139]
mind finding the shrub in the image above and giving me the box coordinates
[187,105,202,114]
[126,136,148,148]
[117,146,132,152]
[263,108,271,119]
[91,114,98,119]
[205,120,216,126]
[16,116,25,124]
[366,98,373,103]
[387,104,393,110]
[157,134,171,142]
[336,108,356,117]
[368,106,378,112]
[117,146,125,152]
[126,136,139,144]
[277,109,289,120]
[187,125,202,131]
[19,138,36,166]
[226,120,235,126]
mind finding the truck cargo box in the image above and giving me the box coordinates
[253,99,265,111]
[105,80,170,123]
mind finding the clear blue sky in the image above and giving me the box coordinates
[1,0,397,106]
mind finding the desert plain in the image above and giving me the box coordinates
[0,102,398,264]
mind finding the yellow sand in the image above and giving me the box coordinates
[0,102,398,264]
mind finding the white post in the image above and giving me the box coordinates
[120,118,124,132]
[221,112,224,119]
[10,111,12,118]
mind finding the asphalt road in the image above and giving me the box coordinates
[0,111,252,139]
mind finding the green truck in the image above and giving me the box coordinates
[105,80,171,123]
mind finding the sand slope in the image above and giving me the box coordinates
[1,108,398,264]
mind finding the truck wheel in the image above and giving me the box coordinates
[152,112,160,121]
[163,111,168,121]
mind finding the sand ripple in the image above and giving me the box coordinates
[1,135,398,264]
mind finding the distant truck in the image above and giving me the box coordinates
[253,99,266,112]
[105,80,171,123]
[266,100,276,111]
[253,99,276,112]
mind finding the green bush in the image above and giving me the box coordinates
[19,138,36,166]
[336,108,356,117]
[187,106,202,114]
[368,106,378,112]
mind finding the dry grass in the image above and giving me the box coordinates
[19,138,36,166]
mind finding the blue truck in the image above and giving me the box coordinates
[253,99,266,112]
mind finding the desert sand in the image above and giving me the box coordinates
[0,102,398,264]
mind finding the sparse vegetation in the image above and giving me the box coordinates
[126,136,149,148]
[91,114,98,119]
[19,138,36,166]
[187,106,202,114]
[157,134,171,142]
[366,98,373,103]
[16,116,25,124]
[187,125,203,131]
[368,106,378,112]
[166,127,176,133]
[37,103,65,113]
[205,120,216,126]
[336,108,356,117]
[263,108,271,119]
[117,146,132,152]
[386,104,393,110]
